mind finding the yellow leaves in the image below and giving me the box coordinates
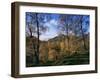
[48,49,57,61]
[26,34,89,64]
[39,43,48,63]
[60,41,65,51]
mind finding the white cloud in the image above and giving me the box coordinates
[39,19,59,41]
[49,19,58,26]
[44,19,58,28]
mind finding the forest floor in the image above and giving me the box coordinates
[26,51,89,67]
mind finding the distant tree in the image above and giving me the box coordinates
[58,15,74,53]
[39,43,48,63]
[74,15,89,50]
[80,16,89,50]
[26,13,38,64]
[26,13,52,64]
[58,14,89,53]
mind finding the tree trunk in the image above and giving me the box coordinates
[35,13,40,64]
[80,16,87,50]
[66,25,70,53]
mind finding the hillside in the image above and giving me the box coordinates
[26,34,89,67]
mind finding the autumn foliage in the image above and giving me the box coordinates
[26,12,89,67]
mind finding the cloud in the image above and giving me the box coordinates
[49,19,58,26]
[44,19,58,28]
[39,19,59,41]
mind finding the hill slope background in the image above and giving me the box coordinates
[26,34,89,67]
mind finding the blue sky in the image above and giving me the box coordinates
[40,19,58,41]
[26,13,89,41]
